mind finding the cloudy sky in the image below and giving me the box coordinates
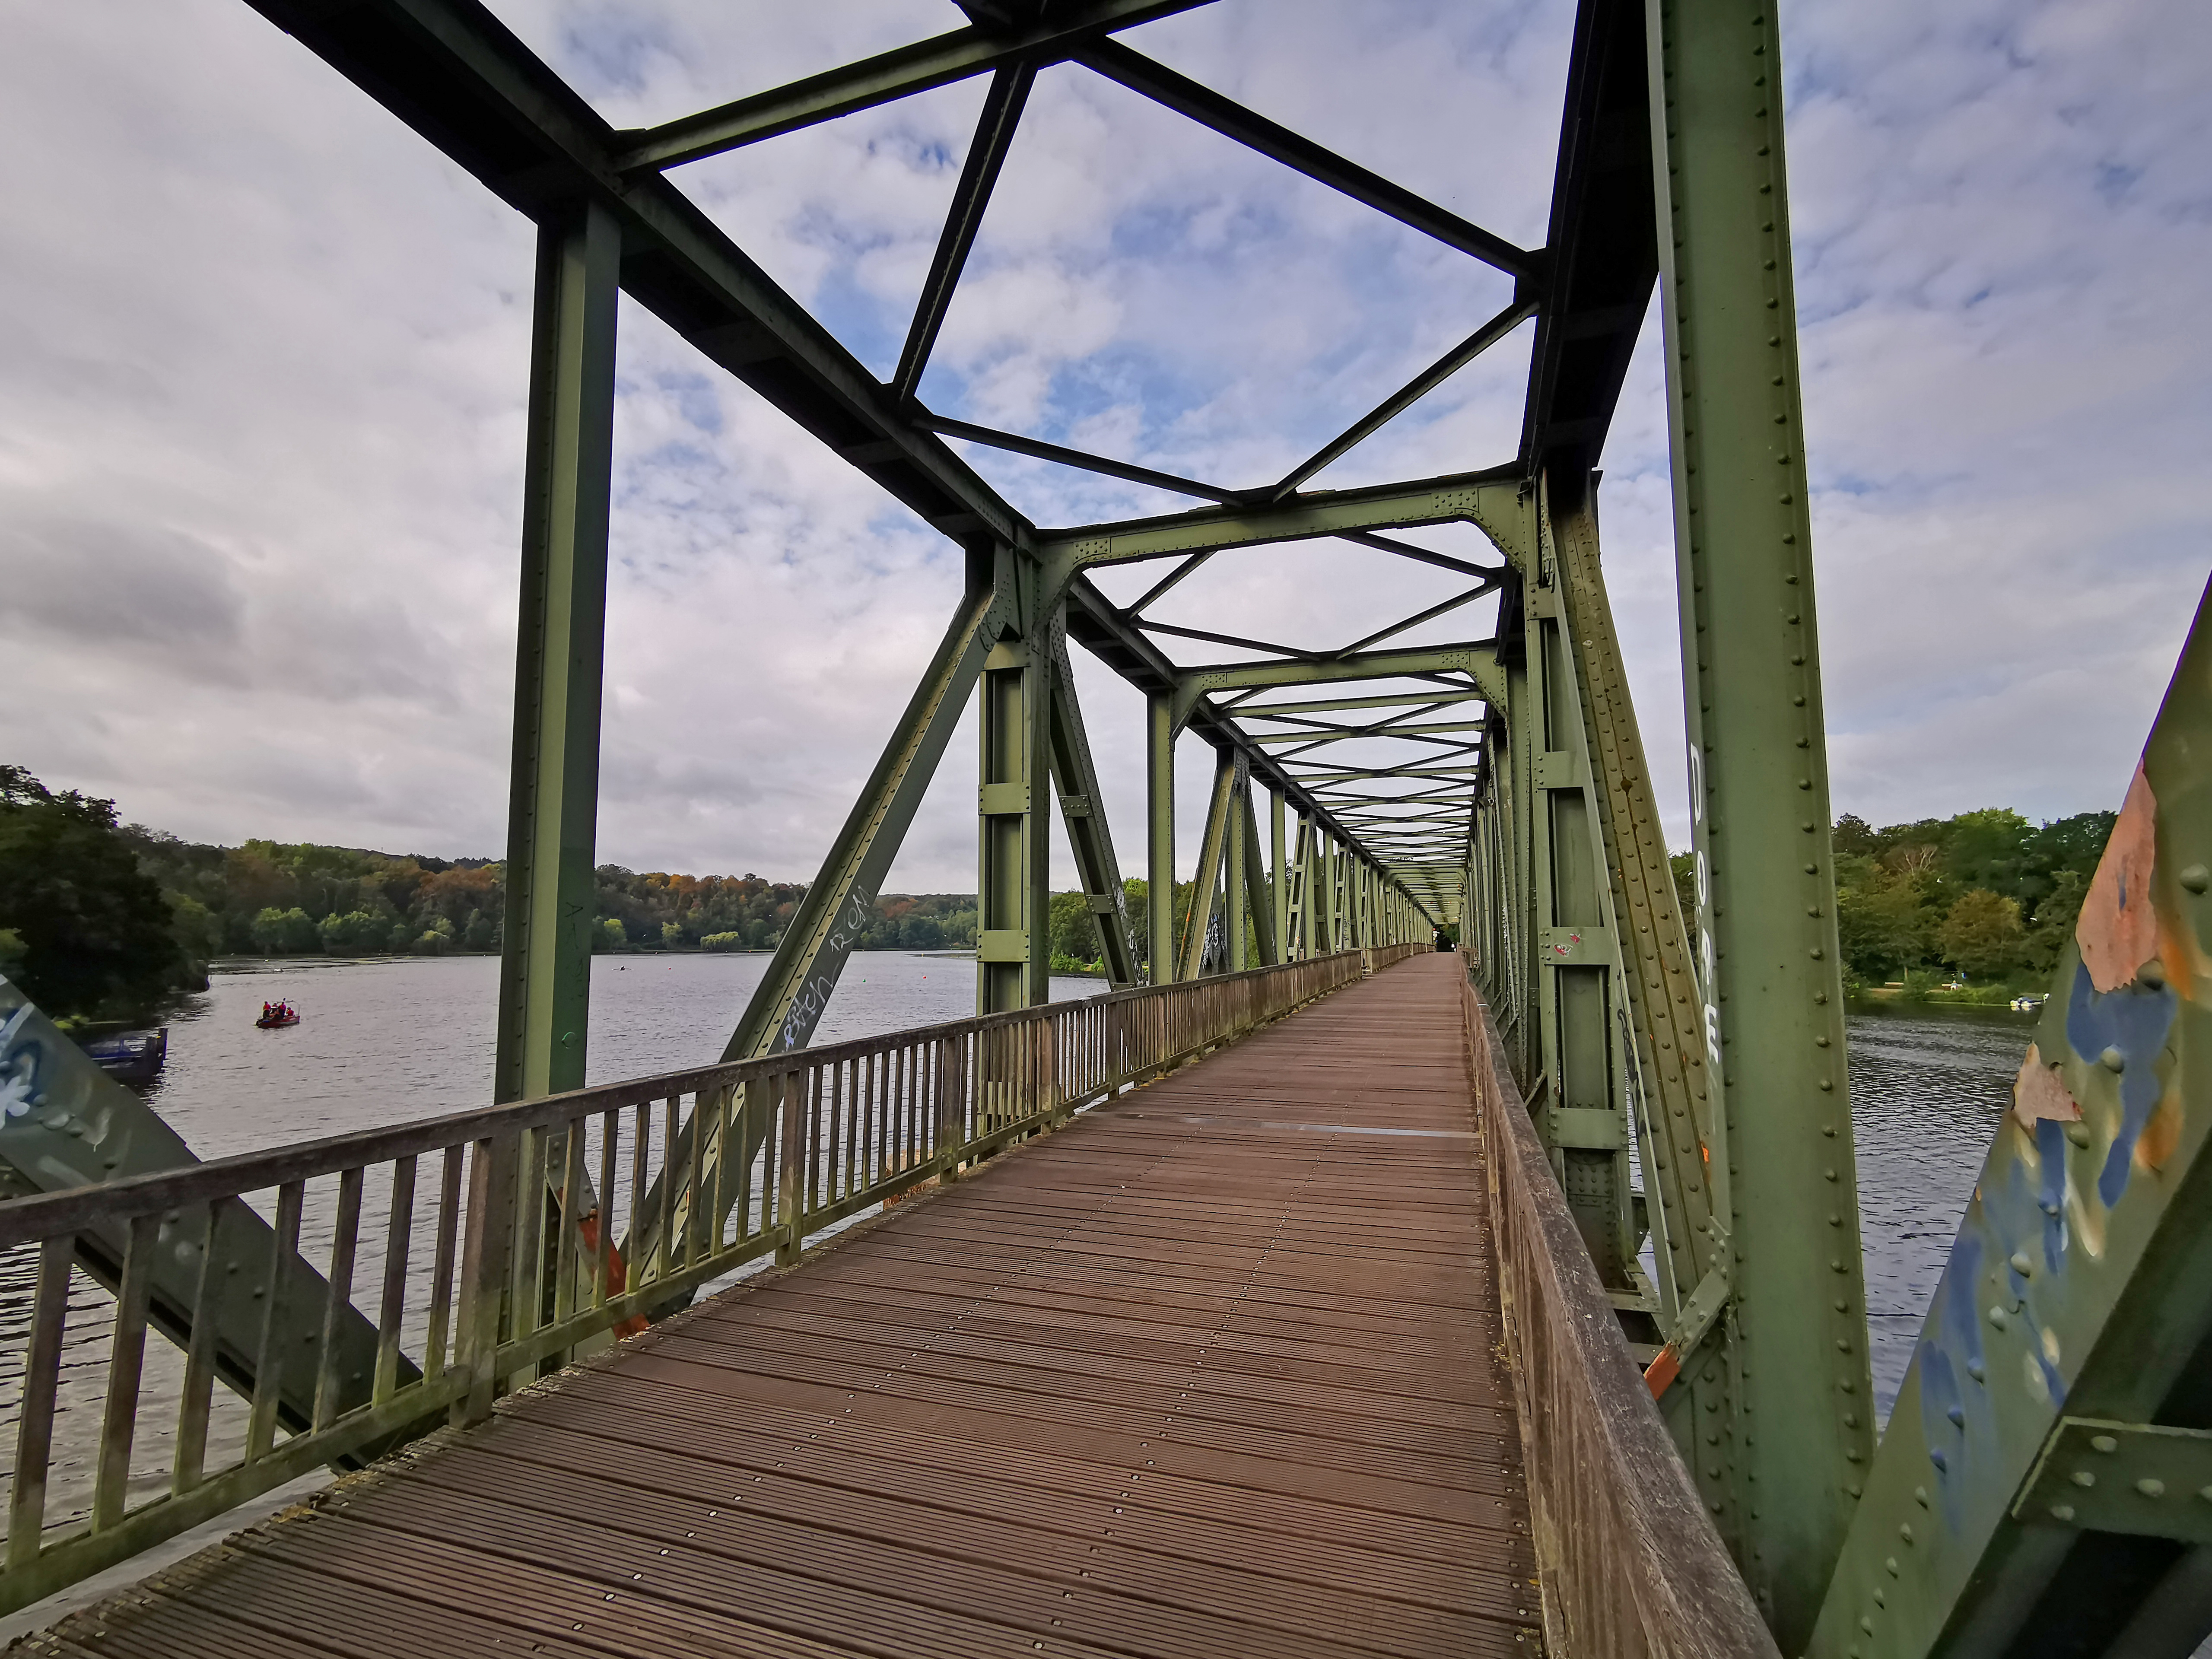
[4,0,2208,896]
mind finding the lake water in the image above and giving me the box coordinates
[1846,1005,2028,1421]
[141,952,1105,1158]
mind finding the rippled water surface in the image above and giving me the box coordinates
[1847,1007,2028,1422]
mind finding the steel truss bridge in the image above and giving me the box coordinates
[3,3,2209,1658]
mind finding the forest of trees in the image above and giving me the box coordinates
[1670,806,2117,998]
[0,766,987,1024]
[0,759,2124,1025]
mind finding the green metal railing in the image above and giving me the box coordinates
[0,948,1379,1615]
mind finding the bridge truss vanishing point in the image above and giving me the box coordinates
[11,3,2212,1657]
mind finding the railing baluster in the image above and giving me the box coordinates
[311,1166,365,1432]
[172,1202,224,1494]
[659,1096,678,1284]
[248,1180,305,1460]
[842,1060,858,1200]
[630,1100,650,1285]
[9,1235,73,1567]
[595,1107,617,1307]
[804,1066,823,1213]
[776,1071,803,1266]
[90,1214,159,1530]
[684,1093,706,1270]
[734,1083,755,1243]
[423,1144,463,1384]
[511,1128,548,1341]
[553,1117,586,1338]
[374,1156,417,1406]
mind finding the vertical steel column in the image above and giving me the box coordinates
[1649,0,1869,1639]
[1224,773,1249,972]
[977,617,1050,1014]
[1178,747,1239,982]
[495,201,620,1105]
[1146,692,1176,985]
[1270,788,1289,961]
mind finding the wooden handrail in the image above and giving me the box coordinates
[1460,965,1780,1659]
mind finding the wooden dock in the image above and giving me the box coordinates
[22,956,1541,1659]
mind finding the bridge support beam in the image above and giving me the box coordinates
[1224,765,1249,973]
[1269,788,1289,961]
[1179,746,1239,981]
[1146,691,1176,982]
[495,202,620,1106]
[1649,0,1871,1640]
[1046,634,1139,989]
[1243,786,1277,966]
[977,591,1052,1015]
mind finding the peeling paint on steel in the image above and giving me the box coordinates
[2077,762,2160,994]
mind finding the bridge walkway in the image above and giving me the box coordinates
[24,955,1541,1659]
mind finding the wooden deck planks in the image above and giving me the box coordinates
[22,954,1543,1659]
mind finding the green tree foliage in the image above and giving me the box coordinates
[0,767,193,1022]
[1815,805,2116,989]
[1049,891,1098,968]
[1937,889,2026,978]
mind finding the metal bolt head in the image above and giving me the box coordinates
[2092,1435,2120,1454]
[2180,864,2210,894]
[2139,1479,2167,1498]
[2009,1252,2034,1278]
[2101,1046,2126,1073]
[2051,1503,2076,1521]
[2073,1470,2098,1488]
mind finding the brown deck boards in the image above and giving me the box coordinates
[25,954,1542,1659]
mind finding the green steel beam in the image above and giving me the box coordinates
[245,0,1024,547]
[1552,473,1729,1332]
[1238,690,1491,718]
[722,565,1006,1061]
[1037,466,1526,571]
[1809,583,2212,1659]
[1045,630,1139,989]
[1649,0,1870,1640]
[1147,690,1176,983]
[1062,578,1401,878]
[611,0,1217,172]
[1249,720,1484,746]
[1078,41,1542,281]
[1267,788,1287,965]
[1271,299,1538,499]
[1224,769,1250,972]
[917,416,1243,506]
[625,563,1007,1284]
[1172,643,1506,726]
[495,201,620,1105]
[892,63,1033,404]
[1520,0,1660,472]
[977,600,1052,1014]
[1179,747,1240,982]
